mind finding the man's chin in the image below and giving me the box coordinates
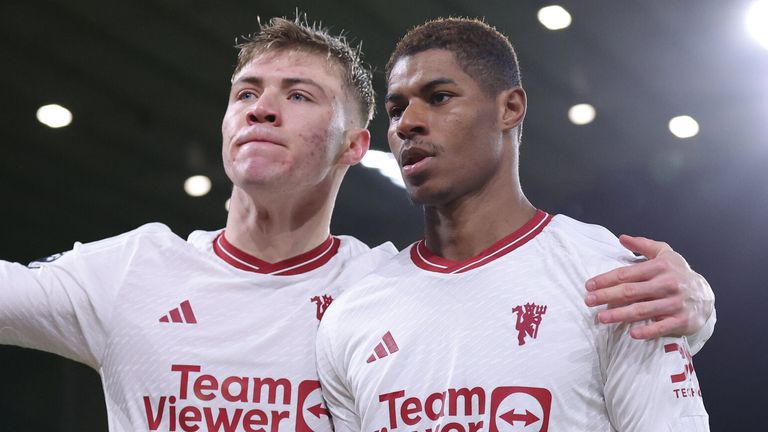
[232,160,289,181]
[233,169,288,190]
[405,184,451,207]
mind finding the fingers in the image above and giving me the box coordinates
[585,275,677,307]
[595,297,693,340]
[586,259,671,293]
[618,234,673,259]
[596,297,684,325]
[586,234,711,340]
[628,317,685,340]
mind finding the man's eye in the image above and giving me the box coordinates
[289,92,308,102]
[431,93,452,104]
[237,91,257,101]
[388,106,404,119]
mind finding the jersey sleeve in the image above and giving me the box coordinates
[0,249,107,368]
[315,316,361,432]
[601,323,710,430]
[0,224,165,369]
[556,217,710,429]
[687,303,716,356]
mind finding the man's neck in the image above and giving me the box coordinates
[423,184,536,262]
[223,186,336,263]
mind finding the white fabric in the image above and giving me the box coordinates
[687,308,716,356]
[0,223,396,432]
[317,214,710,432]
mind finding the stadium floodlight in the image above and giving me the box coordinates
[36,104,73,128]
[669,116,700,139]
[538,5,572,31]
[568,104,596,125]
[747,1,768,50]
[184,175,212,197]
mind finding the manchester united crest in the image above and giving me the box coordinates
[310,294,333,321]
[512,302,547,346]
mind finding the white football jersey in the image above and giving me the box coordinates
[317,211,710,432]
[0,223,396,432]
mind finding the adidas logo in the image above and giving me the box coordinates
[366,331,399,363]
[159,300,198,324]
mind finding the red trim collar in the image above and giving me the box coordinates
[410,210,553,274]
[213,233,341,275]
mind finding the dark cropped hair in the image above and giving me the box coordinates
[386,18,524,140]
[386,17,522,96]
[234,15,374,126]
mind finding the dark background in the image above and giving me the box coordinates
[1,0,766,430]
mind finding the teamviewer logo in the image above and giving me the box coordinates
[489,386,551,432]
[296,380,331,432]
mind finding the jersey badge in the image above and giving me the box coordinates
[310,294,333,321]
[28,252,66,268]
[512,302,547,346]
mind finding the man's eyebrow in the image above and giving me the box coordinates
[385,78,457,103]
[421,78,456,93]
[230,76,328,98]
[384,92,404,104]
[282,77,328,97]
[232,76,262,87]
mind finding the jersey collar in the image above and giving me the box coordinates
[410,209,552,274]
[213,232,341,276]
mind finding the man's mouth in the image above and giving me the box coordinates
[400,147,433,168]
[235,130,284,148]
[399,146,435,177]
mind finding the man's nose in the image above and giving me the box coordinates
[246,93,281,125]
[396,102,427,141]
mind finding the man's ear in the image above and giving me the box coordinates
[498,87,527,132]
[338,127,371,166]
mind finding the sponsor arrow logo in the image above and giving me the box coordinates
[307,403,329,418]
[499,408,539,427]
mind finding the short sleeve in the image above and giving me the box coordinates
[0,247,109,368]
[0,224,168,368]
[315,317,361,432]
[687,308,716,355]
[602,322,710,431]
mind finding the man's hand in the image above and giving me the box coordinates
[584,235,715,340]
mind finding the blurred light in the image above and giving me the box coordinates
[225,198,231,211]
[668,116,699,139]
[568,104,596,125]
[747,0,768,49]
[184,175,212,197]
[538,5,572,30]
[36,104,73,128]
[360,150,405,188]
